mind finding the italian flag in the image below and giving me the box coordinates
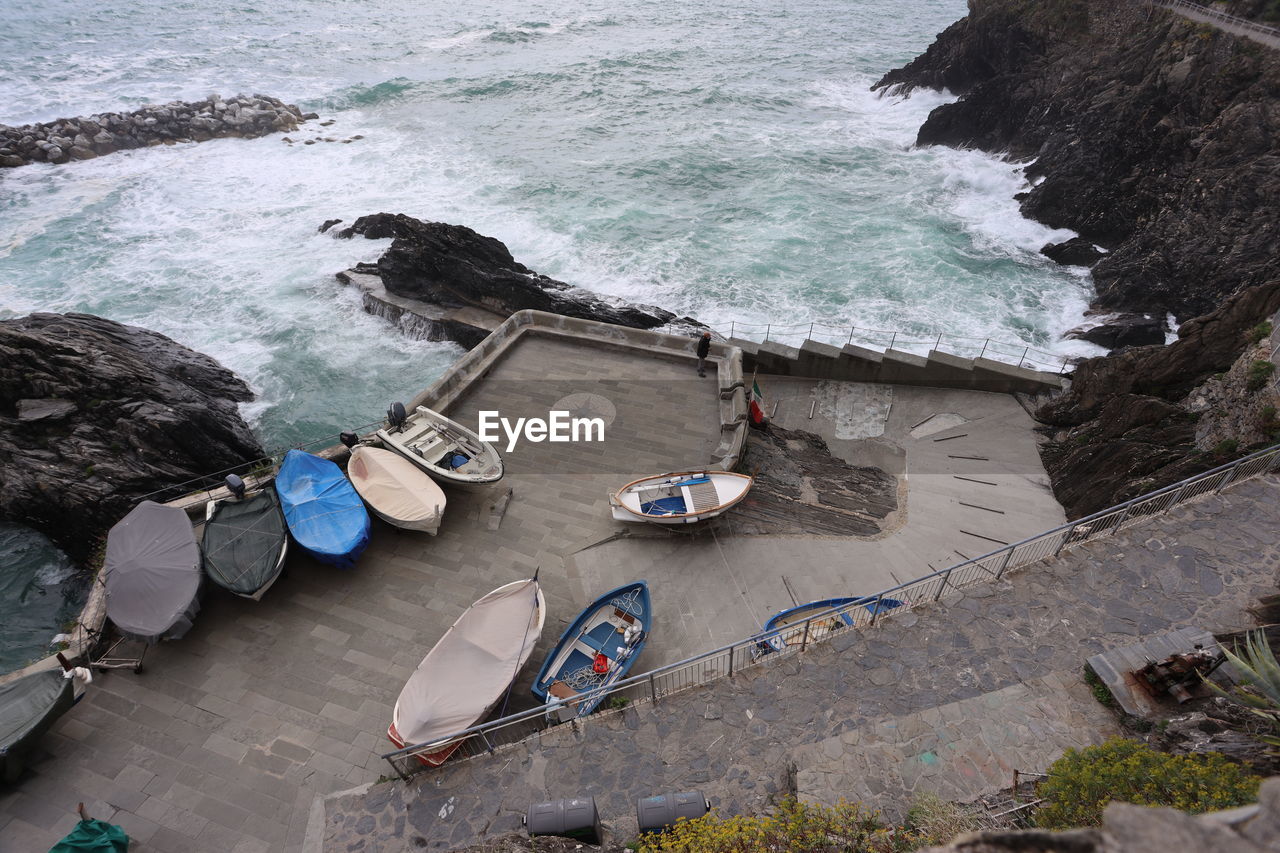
[749,377,766,425]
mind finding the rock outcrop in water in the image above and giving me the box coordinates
[876,0,1280,516]
[332,213,701,345]
[0,94,314,168]
[0,313,265,562]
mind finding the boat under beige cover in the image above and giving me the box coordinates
[348,445,447,534]
[391,578,545,751]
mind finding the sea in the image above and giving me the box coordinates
[0,0,1100,664]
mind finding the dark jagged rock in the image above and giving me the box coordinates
[0,313,265,562]
[1041,237,1105,268]
[1066,314,1166,350]
[874,0,1280,322]
[0,94,309,168]
[876,0,1280,516]
[335,213,685,332]
[318,218,342,234]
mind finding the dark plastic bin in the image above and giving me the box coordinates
[524,796,601,844]
[636,791,711,834]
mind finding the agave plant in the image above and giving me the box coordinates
[1206,630,1280,750]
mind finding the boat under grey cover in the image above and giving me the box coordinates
[103,500,202,641]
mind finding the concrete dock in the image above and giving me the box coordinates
[0,312,1067,852]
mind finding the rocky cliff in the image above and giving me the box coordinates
[330,213,701,343]
[0,94,312,167]
[0,313,265,562]
[876,0,1280,516]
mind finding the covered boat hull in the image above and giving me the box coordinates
[610,471,753,524]
[347,445,446,535]
[202,487,288,600]
[531,581,650,718]
[0,669,74,783]
[377,406,503,487]
[103,500,203,641]
[276,450,371,569]
[388,578,545,766]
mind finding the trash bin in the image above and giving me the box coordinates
[524,796,602,844]
[636,791,711,834]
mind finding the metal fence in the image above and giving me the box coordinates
[716,319,1075,375]
[1156,0,1280,42]
[134,418,386,512]
[381,439,1280,779]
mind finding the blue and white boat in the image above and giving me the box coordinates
[275,450,371,569]
[759,595,903,653]
[531,581,651,718]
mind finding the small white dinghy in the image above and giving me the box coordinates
[387,577,545,766]
[377,402,503,486]
[610,471,754,524]
[347,445,447,535]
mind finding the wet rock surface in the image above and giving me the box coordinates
[1066,314,1167,350]
[729,425,898,535]
[0,313,264,562]
[0,94,311,167]
[876,0,1280,517]
[333,213,703,339]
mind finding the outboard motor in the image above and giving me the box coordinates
[387,401,408,431]
[339,431,359,449]
[224,474,247,500]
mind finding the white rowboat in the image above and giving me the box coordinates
[377,403,503,486]
[610,471,753,524]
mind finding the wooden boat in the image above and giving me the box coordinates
[202,479,288,600]
[531,581,650,719]
[388,577,544,766]
[275,450,371,569]
[377,402,503,486]
[347,445,446,535]
[0,669,75,783]
[610,471,753,524]
[103,501,203,642]
[760,596,903,653]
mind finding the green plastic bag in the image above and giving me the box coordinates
[49,818,129,852]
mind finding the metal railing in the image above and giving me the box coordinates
[716,320,1076,375]
[381,439,1280,779]
[135,418,386,511]
[1155,0,1280,43]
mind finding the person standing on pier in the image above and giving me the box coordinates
[696,331,712,377]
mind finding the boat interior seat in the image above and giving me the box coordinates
[413,438,448,460]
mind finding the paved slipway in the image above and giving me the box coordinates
[325,475,1280,850]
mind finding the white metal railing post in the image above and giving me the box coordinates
[648,672,657,702]
[800,618,811,651]
[934,568,953,601]
[728,644,735,677]
[935,332,943,350]
[869,593,884,625]
[847,326,855,345]
[1054,523,1075,556]
[729,320,735,338]
[889,332,896,350]
[764,324,770,342]
[1216,459,1242,493]
[808,322,814,340]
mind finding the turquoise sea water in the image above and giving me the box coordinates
[0,0,1101,656]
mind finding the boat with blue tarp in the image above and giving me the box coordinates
[275,450,371,569]
[532,581,651,718]
[759,595,903,653]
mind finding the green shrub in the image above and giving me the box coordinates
[607,695,630,710]
[1083,666,1118,709]
[637,797,910,852]
[1248,322,1273,345]
[1214,438,1240,457]
[1035,738,1261,829]
[1247,360,1276,391]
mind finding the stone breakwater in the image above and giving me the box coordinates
[0,93,315,167]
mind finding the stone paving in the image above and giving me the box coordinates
[0,336,1069,852]
[322,475,1280,850]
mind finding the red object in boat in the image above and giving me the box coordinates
[592,652,609,673]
